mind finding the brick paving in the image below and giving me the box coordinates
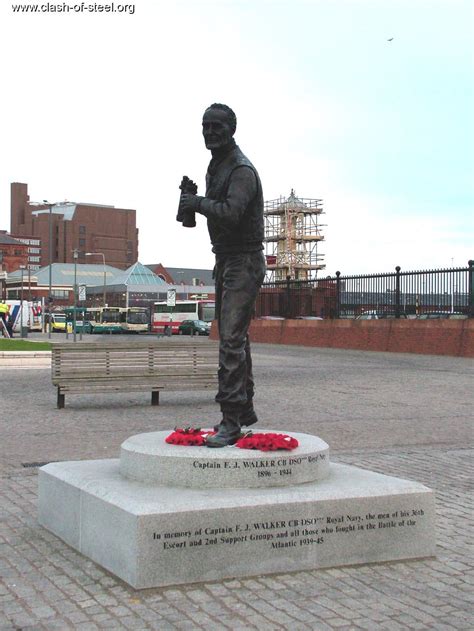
[0,341,473,630]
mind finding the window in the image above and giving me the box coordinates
[102,310,121,323]
[79,225,86,234]
[29,256,40,263]
[51,290,68,299]
[127,311,148,324]
[79,238,86,247]
[0,251,3,262]
[153,303,197,314]
[29,248,40,254]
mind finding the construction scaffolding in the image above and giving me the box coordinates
[264,190,325,281]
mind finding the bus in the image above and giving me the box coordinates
[151,300,215,334]
[64,307,97,334]
[89,307,149,334]
[124,307,150,333]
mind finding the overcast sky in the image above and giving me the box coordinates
[1,0,472,275]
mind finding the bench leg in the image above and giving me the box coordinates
[151,391,160,406]
[57,388,65,409]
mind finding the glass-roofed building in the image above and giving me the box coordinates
[87,261,169,307]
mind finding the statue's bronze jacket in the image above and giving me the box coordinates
[200,144,264,255]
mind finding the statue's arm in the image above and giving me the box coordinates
[197,166,257,226]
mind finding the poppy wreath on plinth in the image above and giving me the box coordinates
[235,432,299,452]
[165,427,215,446]
[165,428,299,452]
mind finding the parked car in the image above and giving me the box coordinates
[46,312,67,332]
[178,320,211,335]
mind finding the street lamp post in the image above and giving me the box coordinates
[19,265,26,337]
[73,249,78,342]
[43,200,53,338]
[85,252,106,307]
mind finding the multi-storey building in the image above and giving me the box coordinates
[7,235,42,270]
[10,182,138,270]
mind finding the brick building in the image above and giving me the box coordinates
[0,233,28,273]
[10,182,138,270]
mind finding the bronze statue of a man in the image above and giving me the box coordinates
[179,103,266,447]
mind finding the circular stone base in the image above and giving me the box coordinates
[120,430,330,489]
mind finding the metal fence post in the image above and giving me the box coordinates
[395,266,401,318]
[469,260,474,318]
[335,271,341,319]
[286,275,291,319]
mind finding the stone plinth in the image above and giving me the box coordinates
[38,430,436,589]
[120,431,329,488]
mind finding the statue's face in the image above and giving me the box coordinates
[202,109,233,150]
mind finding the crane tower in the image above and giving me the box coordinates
[264,189,325,281]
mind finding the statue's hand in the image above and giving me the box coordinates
[186,179,198,195]
[179,193,202,213]
[179,176,198,195]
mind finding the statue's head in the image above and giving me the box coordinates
[202,103,236,151]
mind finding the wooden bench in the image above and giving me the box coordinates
[51,340,218,409]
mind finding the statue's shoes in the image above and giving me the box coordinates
[206,431,240,448]
[240,409,258,427]
[213,410,258,433]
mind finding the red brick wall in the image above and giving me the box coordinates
[73,204,138,269]
[210,319,474,358]
[0,242,29,273]
[147,264,174,283]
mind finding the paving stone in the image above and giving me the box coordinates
[0,346,472,630]
[325,619,352,628]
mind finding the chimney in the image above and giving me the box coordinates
[11,182,29,233]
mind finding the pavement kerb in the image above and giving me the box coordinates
[0,351,52,367]
[0,351,52,358]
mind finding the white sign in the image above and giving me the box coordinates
[78,285,87,301]
[166,289,176,307]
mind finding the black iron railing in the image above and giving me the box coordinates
[256,260,474,319]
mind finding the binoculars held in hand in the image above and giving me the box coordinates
[177,175,197,228]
